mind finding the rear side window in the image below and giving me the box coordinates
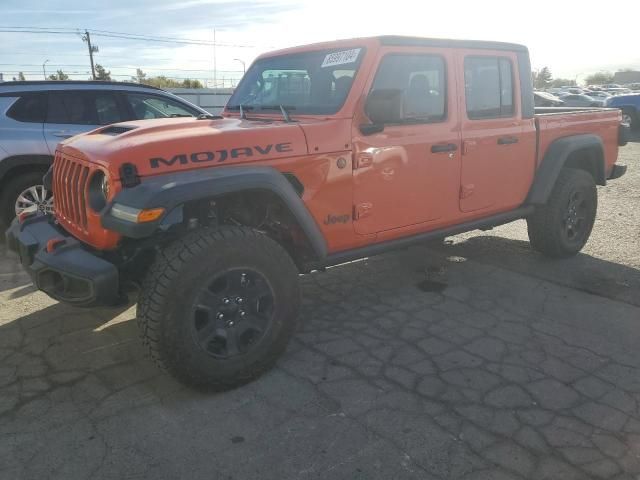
[465,57,514,119]
[6,93,47,123]
[370,54,447,123]
[46,91,123,125]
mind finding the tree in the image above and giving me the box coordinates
[12,72,26,81]
[132,68,146,83]
[94,64,111,81]
[550,78,576,87]
[48,70,69,81]
[584,71,614,85]
[140,76,203,89]
[181,79,203,88]
[534,67,552,89]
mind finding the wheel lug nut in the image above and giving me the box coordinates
[226,320,235,327]
[236,296,243,304]
[217,312,224,320]
[223,298,230,305]
[239,310,246,318]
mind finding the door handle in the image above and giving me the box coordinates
[431,143,458,154]
[497,136,519,145]
[52,132,73,139]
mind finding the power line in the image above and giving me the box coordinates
[0,64,243,73]
[0,26,264,48]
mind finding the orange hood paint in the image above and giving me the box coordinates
[59,116,310,179]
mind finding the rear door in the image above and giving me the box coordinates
[457,51,536,213]
[43,90,125,153]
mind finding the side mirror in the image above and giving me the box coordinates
[360,89,404,135]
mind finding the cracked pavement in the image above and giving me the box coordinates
[0,138,639,479]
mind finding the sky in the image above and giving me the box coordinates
[1,0,639,86]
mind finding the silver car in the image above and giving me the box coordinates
[0,81,208,226]
[557,94,605,108]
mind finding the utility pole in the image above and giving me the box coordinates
[82,30,98,80]
[42,59,49,80]
[213,28,217,89]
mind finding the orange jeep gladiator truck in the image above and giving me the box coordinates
[6,36,629,390]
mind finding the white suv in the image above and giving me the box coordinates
[0,81,208,226]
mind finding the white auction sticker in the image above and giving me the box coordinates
[321,48,361,68]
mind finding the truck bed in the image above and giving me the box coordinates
[534,107,621,174]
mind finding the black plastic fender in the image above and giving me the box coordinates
[101,166,328,259]
[526,134,605,205]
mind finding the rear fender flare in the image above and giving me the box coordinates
[102,166,328,259]
[526,134,605,205]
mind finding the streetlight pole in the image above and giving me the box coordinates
[233,58,246,75]
[42,59,49,80]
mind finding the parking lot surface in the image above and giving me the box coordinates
[0,138,638,480]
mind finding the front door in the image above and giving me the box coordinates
[352,48,461,235]
[457,52,536,213]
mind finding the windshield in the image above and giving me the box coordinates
[227,47,365,115]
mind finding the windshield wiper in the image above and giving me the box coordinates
[279,105,292,123]
[256,105,296,122]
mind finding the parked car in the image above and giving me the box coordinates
[603,87,633,96]
[0,81,208,226]
[586,91,611,99]
[534,91,565,106]
[562,87,585,95]
[559,94,604,107]
[6,35,628,390]
[605,93,640,129]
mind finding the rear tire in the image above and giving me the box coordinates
[136,226,300,390]
[527,168,597,258]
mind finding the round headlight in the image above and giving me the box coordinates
[88,171,109,212]
[101,173,110,199]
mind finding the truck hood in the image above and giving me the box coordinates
[59,116,309,180]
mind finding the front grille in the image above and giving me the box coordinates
[53,153,90,231]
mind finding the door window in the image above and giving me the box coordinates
[126,93,198,119]
[370,54,446,123]
[464,57,514,119]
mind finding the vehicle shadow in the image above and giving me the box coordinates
[428,234,640,307]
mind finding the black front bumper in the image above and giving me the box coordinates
[5,215,120,307]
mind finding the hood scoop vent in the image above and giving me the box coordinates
[99,125,138,136]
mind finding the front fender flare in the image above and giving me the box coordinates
[101,166,328,259]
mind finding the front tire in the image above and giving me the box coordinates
[527,168,597,258]
[137,226,300,390]
[0,171,52,227]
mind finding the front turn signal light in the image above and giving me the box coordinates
[137,208,165,223]
[111,203,165,223]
